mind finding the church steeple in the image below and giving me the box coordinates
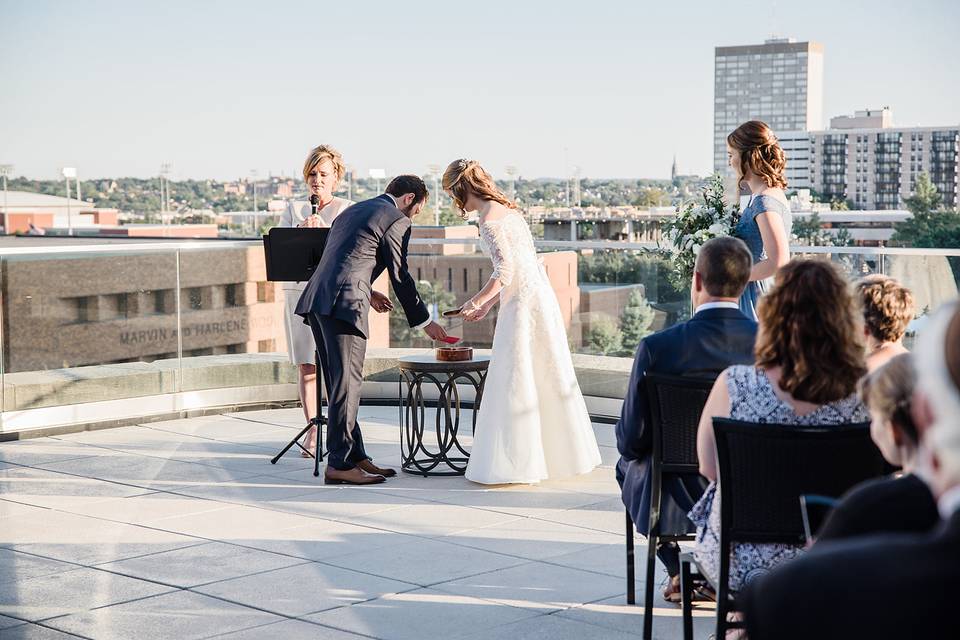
[671,154,678,181]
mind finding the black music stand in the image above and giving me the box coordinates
[264,226,330,477]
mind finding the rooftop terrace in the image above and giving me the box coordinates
[0,406,714,639]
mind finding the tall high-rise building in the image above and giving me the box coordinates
[714,38,825,175]
[782,109,959,209]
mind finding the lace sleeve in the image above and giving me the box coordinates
[480,222,514,286]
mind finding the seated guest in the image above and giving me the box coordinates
[857,274,914,371]
[690,259,869,592]
[816,353,938,542]
[616,236,757,602]
[741,302,960,640]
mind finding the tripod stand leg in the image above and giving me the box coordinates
[271,421,315,465]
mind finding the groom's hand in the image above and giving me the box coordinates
[370,290,394,313]
[422,321,449,342]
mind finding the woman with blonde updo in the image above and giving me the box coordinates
[727,120,792,320]
[442,159,601,484]
[280,145,353,456]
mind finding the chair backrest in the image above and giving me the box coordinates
[645,373,716,474]
[714,418,886,546]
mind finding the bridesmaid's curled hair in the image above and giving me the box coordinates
[727,120,787,190]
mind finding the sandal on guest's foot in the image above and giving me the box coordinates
[662,575,682,603]
[693,582,717,602]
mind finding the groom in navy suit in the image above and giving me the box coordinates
[616,236,757,597]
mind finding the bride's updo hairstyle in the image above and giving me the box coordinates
[727,120,788,190]
[442,159,517,217]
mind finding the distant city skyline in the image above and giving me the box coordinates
[1,0,958,182]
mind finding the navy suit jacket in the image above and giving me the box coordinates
[295,194,429,338]
[616,306,757,534]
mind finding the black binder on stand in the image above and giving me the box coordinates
[263,227,329,477]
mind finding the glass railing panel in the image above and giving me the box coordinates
[1,247,180,411]
[173,241,296,391]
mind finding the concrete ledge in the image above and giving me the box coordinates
[4,354,299,411]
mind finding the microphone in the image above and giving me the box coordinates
[309,194,319,216]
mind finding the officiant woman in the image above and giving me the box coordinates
[279,144,354,456]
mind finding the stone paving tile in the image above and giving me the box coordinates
[42,590,283,640]
[1,509,203,566]
[0,439,101,468]
[0,614,28,630]
[192,562,415,618]
[258,485,429,522]
[94,541,309,588]
[349,502,522,537]
[410,482,610,517]
[321,536,530,588]
[542,542,631,580]
[230,519,415,563]
[32,492,234,526]
[0,500,51,521]
[35,455,263,492]
[534,497,627,535]
[431,561,625,614]
[0,567,173,621]
[207,618,369,640]
[305,588,543,640]
[161,474,319,505]
[0,465,150,510]
[445,516,621,562]
[0,550,80,586]
[144,503,324,541]
[460,612,640,640]
[553,593,717,638]
[0,623,86,639]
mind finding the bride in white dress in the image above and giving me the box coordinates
[442,159,602,484]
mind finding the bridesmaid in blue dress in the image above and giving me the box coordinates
[726,121,792,320]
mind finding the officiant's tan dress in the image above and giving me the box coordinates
[280,197,353,364]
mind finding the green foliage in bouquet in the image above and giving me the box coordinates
[659,175,741,290]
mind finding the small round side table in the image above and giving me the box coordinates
[397,354,490,476]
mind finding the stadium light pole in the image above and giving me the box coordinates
[428,164,441,225]
[0,164,13,220]
[62,167,77,236]
[160,163,172,225]
[250,169,259,236]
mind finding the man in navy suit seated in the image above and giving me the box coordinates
[616,236,757,601]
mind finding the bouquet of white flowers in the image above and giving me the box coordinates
[659,174,741,290]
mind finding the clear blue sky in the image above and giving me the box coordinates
[2,0,957,182]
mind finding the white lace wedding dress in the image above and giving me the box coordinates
[466,213,602,484]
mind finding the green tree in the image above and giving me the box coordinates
[584,315,622,355]
[793,211,854,247]
[388,280,456,347]
[632,187,667,208]
[892,172,960,278]
[618,290,655,354]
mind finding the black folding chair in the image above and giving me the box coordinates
[679,418,885,640]
[624,373,715,640]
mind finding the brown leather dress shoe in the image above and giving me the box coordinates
[357,459,397,478]
[324,466,386,486]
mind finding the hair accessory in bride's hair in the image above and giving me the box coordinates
[457,158,470,171]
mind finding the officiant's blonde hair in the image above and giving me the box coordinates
[442,159,517,216]
[302,144,345,184]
